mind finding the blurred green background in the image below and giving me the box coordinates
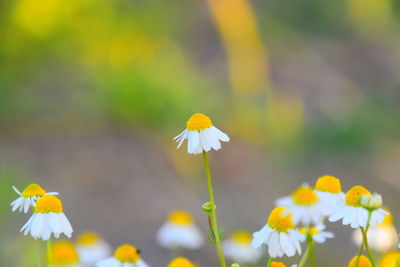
[1,0,400,266]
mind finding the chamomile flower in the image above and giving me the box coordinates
[314,175,345,216]
[11,184,58,213]
[20,195,73,240]
[174,113,230,154]
[298,225,334,244]
[167,257,196,267]
[157,210,203,250]
[352,208,398,252]
[252,207,301,258]
[95,244,149,267]
[275,185,324,225]
[329,186,387,228]
[380,251,400,267]
[348,255,372,267]
[222,230,263,263]
[76,231,112,265]
[47,240,83,267]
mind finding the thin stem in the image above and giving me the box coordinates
[266,257,273,267]
[308,238,316,267]
[202,151,226,267]
[361,227,375,267]
[354,234,365,267]
[298,242,312,267]
[46,238,52,265]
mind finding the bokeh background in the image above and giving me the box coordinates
[1,0,400,266]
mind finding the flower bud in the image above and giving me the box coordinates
[231,264,240,267]
[359,193,383,210]
[202,202,215,213]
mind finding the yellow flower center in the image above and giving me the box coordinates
[114,244,140,263]
[271,262,286,267]
[48,241,79,265]
[292,186,318,205]
[345,186,371,207]
[168,257,196,267]
[186,113,212,131]
[348,255,372,267]
[22,184,46,197]
[77,231,101,246]
[35,195,63,213]
[380,207,393,226]
[380,251,400,267]
[300,227,319,236]
[267,207,295,233]
[315,175,342,193]
[168,210,193,226]
[231,230,252,245]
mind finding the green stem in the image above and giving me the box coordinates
[298,242,312,267]
[46,238,52,265]
[354,234,365,267]
[309,238,316,267]
[266,257,273,267]
[361,227,375,267]
[202,151,226,267]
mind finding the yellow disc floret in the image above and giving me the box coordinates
[267,207,295,233]
[345,186,371,207]
[22,184,46,197]
[168,210,193,226]
[380,207,393,226]
[114,244,140,263]
[186,113,212,131]
[168,257,196,267]
[315,175,342,193]
[48,240,79,265]
[380,251,400,267]
[292,186,318,205]
[348,255,372,267]
[271,262,286,267]
[299,227,319,236]
[35,195,63,213]
[77,231,101,246]
[231,230,252,244]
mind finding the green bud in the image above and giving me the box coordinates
[202,201,215,213]
[231,264,240,267]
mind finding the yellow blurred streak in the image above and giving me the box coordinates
[12,0,68,37]
[348,0,393,35]
[206,0,269,94]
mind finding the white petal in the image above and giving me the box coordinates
[199,129,212,152]
[31,213,45,238]
[280,232,295,256]
[211,126,230,142]
[252,225,273,248]
[173,129,187,140]
[187,131,200,154]
[12,186,22,195]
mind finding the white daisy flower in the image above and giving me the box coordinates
[252,207,302,258]
[314,175,345,216]
[329,185,388,228]
[47,240,83,267]
[352,208,398,252]
[20,195,73,240]
[167,257,196,267]
[11,184,58,214]
[298,225,334,244]
[95,244,149,267]
[222,230,263,263]
[76,231,112,265]
[275,185,324,226]
[157,210,203,250]
[174,113,230,154]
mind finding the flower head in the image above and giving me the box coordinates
[252,207,301,258]
[348,255,372,267]
[271,262,286,267]
[314,175,345,216]
[95,244,149,267]
[174,113,230,154]
[359,193,383,210]
[20,195,73,240]
[168,257,196,267]
[76,231,112,265]
[380,251,400,267]
[157,210,203,250]
[298,225,334,244]
[10,184,58,213]
[276,185,324,225]
[223,230,263,263]
[329,186,388,228]
[47,240,81,266]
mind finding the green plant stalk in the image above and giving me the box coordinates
[298,242,312,267]
[308,237,316,267]
[266,257,273,267]
[354,237,365,267]
[202,151,226,267]
[361,226,375,267]
[46,238,52,265]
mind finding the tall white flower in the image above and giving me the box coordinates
[298,225,334,244]
[252,207,301,258]
[314,175,345,216]
[223,230,263,263]
[95,244,149,267]
[20,195,73,240]
[47,240,83,267]
[11,184,58,213]
[174,113,229,154]
[76,231,112,265]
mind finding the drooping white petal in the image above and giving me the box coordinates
[251,225,273,248]
[280,232,295,256]
[187,131,200,154]
[31,213,45,238]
